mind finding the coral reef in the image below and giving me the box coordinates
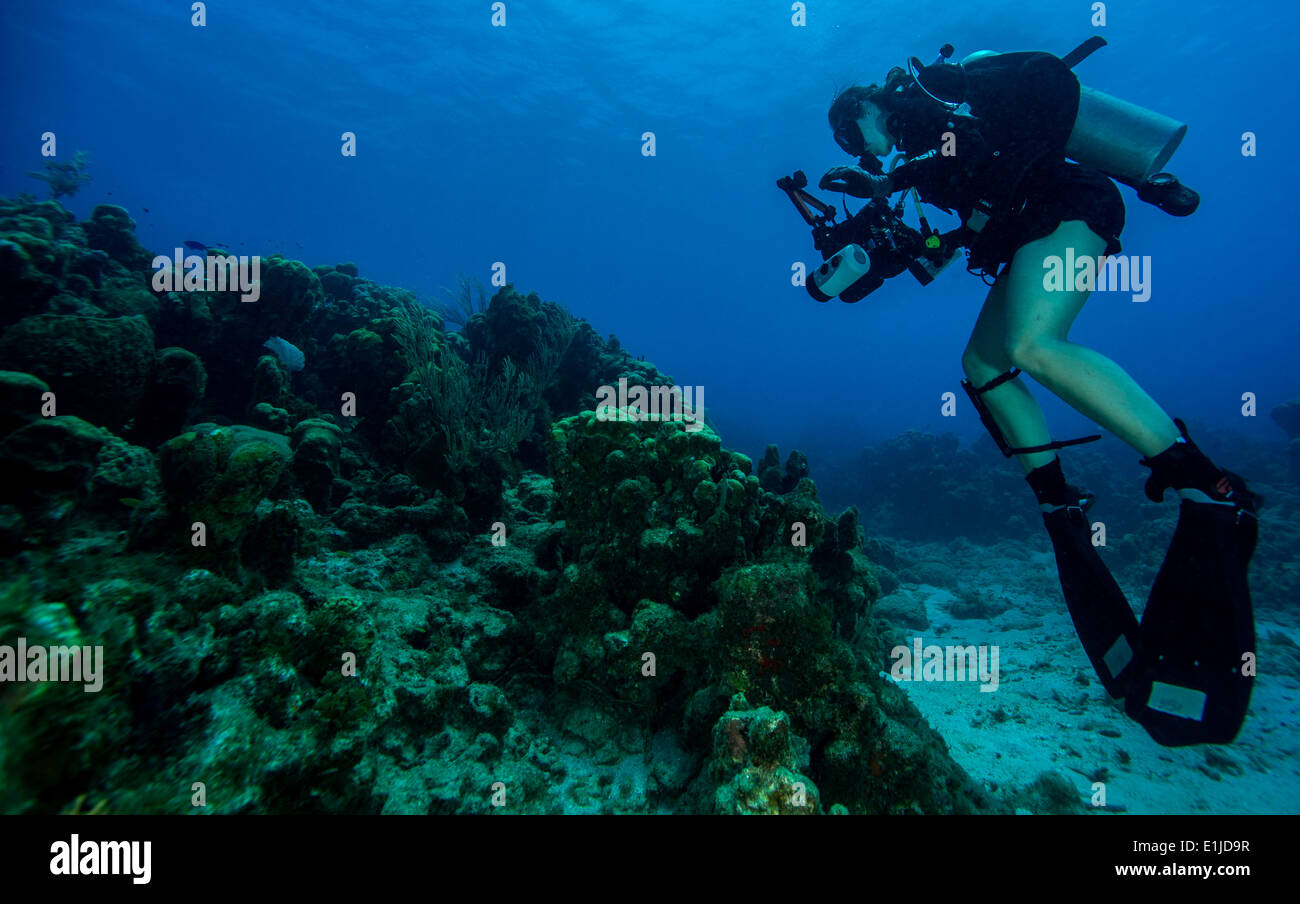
[431,272,490,329]
[710,696,820,814]
[0,195,1017,815]
[26,151,92,200]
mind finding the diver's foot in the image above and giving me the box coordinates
[1141,419,1257,509]
[1137,173,1200,217]
[1027,456,1096,513]
[1168,466,1261,525]
[1038,483,1096,515]
[1142,419,1260,560]
[1067,484,1096,514]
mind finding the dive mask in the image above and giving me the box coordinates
[833,120,865,157]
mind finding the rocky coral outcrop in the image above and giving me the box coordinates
[710,696,820,814]
[0,313,155,431]
[81,204,154,273]
[0,196,1014,815]
[155,424,290,570]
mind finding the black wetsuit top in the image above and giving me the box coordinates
[886,52,1125,275]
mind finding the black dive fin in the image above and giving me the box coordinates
[1043,506,1142,698]
[1125,499,1258,746]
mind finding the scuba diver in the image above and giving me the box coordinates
[794,38,1259,746]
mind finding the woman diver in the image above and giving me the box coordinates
[818,45,1259,747]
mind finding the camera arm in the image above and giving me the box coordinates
[776,170,839,228]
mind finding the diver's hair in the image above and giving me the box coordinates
[828,83,876,128]
[828,68,911,127]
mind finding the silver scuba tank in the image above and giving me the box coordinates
[961,50,1188,188]
[1066,86,1187,187]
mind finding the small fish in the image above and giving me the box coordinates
[119,497,142,508]
[263,336,305,372]
[183,240,207,253]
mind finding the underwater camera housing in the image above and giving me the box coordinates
[777,170,961,302]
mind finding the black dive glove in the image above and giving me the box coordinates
[819,166,891,199]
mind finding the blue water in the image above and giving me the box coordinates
[4,0,1299,822]
[3,0,1295,462]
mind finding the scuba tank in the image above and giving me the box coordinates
[925,41,1201,216]
[1068,85,1187,189]
[960,46,1187,189]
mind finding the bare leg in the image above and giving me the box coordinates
[962,262,1058,473]
[999,221,1180,459]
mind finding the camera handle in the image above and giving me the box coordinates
[776,170,839,228]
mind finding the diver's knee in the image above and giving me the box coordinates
[961,344,998,383]
[1007,336,1055,375]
